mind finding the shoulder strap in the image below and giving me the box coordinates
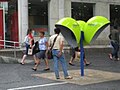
[50,35,59,50]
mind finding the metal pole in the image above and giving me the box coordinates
[80,31,84,76]
[14,42,16,58]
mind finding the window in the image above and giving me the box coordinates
[110,5,120,30]
[71,2,94,22]
[28,0,48,36]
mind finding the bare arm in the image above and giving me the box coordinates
[29,38,33,48]
[58,37,64,57]
[59,41,64,53]
[45,41,49,50]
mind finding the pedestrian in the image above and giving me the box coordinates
[109,25,119,61]
[69,47,91,66]
[20,29,37,65]
[32,32,50,71]
[48,28,73,79]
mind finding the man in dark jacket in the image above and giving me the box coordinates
[109,26,119,61]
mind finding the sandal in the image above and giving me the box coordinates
[69,63,75,66]
[32,68,37,71]
[65,76,73,79]
[20,62,25,65]
[43,68,50,71]
[86,62,91,66]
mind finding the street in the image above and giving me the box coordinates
[0,0,119,90]
[0,51,120,90]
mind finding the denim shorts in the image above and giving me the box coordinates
[36,50,46,59]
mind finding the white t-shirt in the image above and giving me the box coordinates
[49,34,64,51]
[39,37,47,50]
[24,35,30,45]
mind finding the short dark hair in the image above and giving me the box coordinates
[27,29,32,35]
[40,32,45,35]
[54,28,60,34]
[113,25,118,29]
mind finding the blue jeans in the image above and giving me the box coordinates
[25,44,30,55]
[52,49,69,78]
[111,41,119,59]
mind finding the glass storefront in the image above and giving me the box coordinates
[110,5,120,30]
[28,0,48,36]
[71,2,94,22]
[0,2,8,40]
[0,0,49,45]
[0,0,18,47]
[0,0,119,44]
[8,0,18,42]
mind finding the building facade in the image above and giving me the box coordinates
[0,0,120,47]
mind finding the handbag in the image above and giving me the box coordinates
[32,41,40,55]
[47,35,58,59]
[28,48,33,55]
[47,49,53,59]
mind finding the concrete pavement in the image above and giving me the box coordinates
[0,46,120,90]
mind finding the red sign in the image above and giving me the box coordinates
[0,9,4,48]
[10,11,19,46]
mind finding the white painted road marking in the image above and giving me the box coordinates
[7,82,67,90]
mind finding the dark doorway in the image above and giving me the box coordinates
[28,0,48,36]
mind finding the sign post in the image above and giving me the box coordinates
[80,31,84,76]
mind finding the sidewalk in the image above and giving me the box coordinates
[0,46,120,87]
[31,46,120,86]
[32,69,120,86]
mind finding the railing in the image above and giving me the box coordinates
[0,39,22,58]
[0,40,21,48]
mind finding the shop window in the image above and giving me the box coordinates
[110,5,120,30]
[71,2,94,22]
[0,0,18,47]
[28,0,48,36]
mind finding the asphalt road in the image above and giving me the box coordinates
[0,51,120,90]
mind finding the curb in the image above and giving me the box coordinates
[0,56,19,64]
[0,46,112,64]
[0,56,34,64]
